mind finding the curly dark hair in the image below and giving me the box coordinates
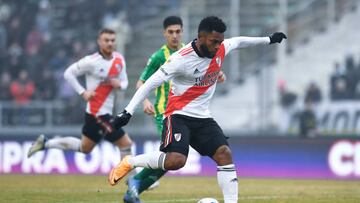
[198,16,226,33]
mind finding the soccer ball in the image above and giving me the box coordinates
[197,198,219,203]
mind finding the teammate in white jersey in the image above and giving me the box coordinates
[28,28,134,162]
[109,17,287,203]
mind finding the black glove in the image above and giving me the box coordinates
[269,32,287,44]
[112,110,132,129]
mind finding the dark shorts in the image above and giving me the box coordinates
[82,113,126,143]
[160,114,229,157]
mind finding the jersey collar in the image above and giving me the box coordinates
[191,39,205,58]
[98,50,113,60]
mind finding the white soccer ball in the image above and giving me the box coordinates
[197,198,219,203]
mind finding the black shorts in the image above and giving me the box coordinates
[82,113,126,143]
[160,114,229,157]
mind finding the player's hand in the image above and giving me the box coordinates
[217,71,226,83]
[108,78,121,88]
[143,99,155,115]
[81,90,96,101]
[112,110,132,129]
[269,32,287,44]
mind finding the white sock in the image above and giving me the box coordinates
[128,151,166,170]
[45,137,81,152]
[217,164,238,203]
[120,145,136,177]
[119,146,133,160]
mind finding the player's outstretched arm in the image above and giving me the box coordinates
[224,32,287,54]
[112,70,166,129]
[269,32,287,44]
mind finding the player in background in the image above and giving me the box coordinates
[123,16,226,203]
[28,28,135,164]
[124,16,180,203]
[109,16,286,203]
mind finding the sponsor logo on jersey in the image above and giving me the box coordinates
[160,67,169,76]
[194,71,221,86]
[194,68,200,74]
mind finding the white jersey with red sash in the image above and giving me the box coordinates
[125,36,270,118]
[64,51,128,116]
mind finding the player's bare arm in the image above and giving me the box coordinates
[81,90,96,101]
[217,71,226,83]
[106,77,121,88]
[136,80,155,115]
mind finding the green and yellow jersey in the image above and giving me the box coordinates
[139,44,183,134]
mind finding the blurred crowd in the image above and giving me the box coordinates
[330,54,360,100]
[278,53,360,137]
[0,0,129,125]
[279,53,360,111]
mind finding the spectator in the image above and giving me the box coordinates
[333,78,350,100]
[343,55,358,99]
[278,80,297,108]
[7,42,23,77]
[35,68,57,100]
[0,71,13,125]
[10,69,35,105]
[330,62,349,100]
[299,101,317,138]
[304,82,322,104]
[0,71,12,100]
[25,26,44,55]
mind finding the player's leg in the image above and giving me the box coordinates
[109,115,190,185]
[191,118,238,203]
[213,145,238,203]
[27,113,103,158]
[110,132,133,160]
[107,130,141,203]
[130,114,165,193]
[97,113,134,160]
[27,133,95,158]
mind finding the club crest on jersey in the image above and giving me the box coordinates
[116,64,121,71]
[174,133,182,141]
[216,56,222,67]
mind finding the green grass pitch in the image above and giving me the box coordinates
[0,175,359,203]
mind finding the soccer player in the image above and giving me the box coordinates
[122,16,183,203]
[124,15,227,203]
[27,28,135,164]
[109,16,287,203]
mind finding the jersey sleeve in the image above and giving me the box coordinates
[118,56,128,90]
[125,69,166,115]
[63,56,93,95]
[223,36,270,55]
[75,56,93,75]
[139,52,162,81]
[125,54,184,114]
[156,54,184,82]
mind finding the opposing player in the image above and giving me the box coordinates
[109,16,287,203]
[28,28,134,163]
[123,16,183,203]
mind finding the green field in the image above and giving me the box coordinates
[0,175,359,203]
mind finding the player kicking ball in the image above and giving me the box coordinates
[110,16,286,203]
